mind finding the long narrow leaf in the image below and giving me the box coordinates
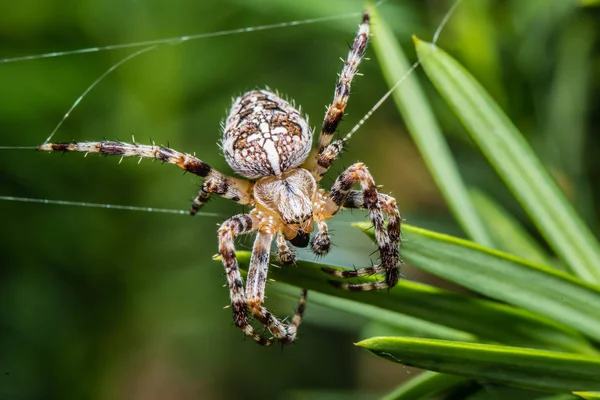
[468,188,556,267]
[216,251,593,354]
[357,337,600,392]
[274,284,474,342]
[575,392,600,399]
[368,5,492,246]
[413,37,600,284]
[357,222,600,344]
[380,371,467,400]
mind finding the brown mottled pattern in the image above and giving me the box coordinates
[222,89,312,178]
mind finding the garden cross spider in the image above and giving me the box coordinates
[38,11,402,346]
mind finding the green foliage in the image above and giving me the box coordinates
[413,36,600,284]
[234,4,600,399]
[3,0,600,399]
[346,6,600,399]
[356,337,600,392]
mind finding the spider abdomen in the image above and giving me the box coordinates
[222,90,312,179]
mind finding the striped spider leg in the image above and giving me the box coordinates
[322,175,403,291]
[304,11,403,289]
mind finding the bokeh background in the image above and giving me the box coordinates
[1,0,599,398]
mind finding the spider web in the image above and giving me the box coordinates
[0,0,462,217]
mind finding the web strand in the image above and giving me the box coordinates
[1,0,462,215]
[433,0,463,44]
[0,12,361,65]
[0,196,223,217]
[42,45,157,145]
[343,0,464,142]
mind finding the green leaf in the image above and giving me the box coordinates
[216,251,594,354]
[413,37,600,284]
[357,337,600,392]
[368,4,493,246]
[273,285,474,342]
[575,392,600,399]
[357,222,600,345]
[468,188,556,267]
[580,0,600,6]
[380,371,467,400]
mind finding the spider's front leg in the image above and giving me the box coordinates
[311,220,332,256]
[322,163,401,290]
[218,214,273,346]
[276,233,297,265]
[189,175,253,215]
[304,11,370,178]
[246,228,307,344]
[38,141,253,215]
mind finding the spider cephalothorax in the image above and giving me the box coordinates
[38,11,402,346]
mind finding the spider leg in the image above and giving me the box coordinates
[218,213,273,346]
[276,232,297,265]
[322,164,401,291]
[246,230,307,344]
[343,191,402,250]
[304,11,370,173]
[38,141,253,213]
[311,219,331,256]
[189,176,253,215]
[311,140,344,182]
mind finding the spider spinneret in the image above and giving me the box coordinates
[39,11,402,346]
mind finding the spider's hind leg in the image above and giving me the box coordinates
[247,230,307,344]
[218,214,273,346]
[322,163,402,291]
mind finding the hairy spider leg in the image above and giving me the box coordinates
[305,11,370,180]
[38,141,253,213]
[322,163,401,290]
[218,214,273,346]
[246,229,307,344]
[276,232,297,265]
[342,190,402,270]
[311,219,332,256]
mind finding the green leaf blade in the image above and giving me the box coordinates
[356,222,600,345]
[218,250,595,354]
[380,371,467,400]
[413,37,600,284]
[368,4,492,246]
[357,337,600,392]
[468,188,556,267]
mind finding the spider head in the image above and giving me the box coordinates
[253,168,317,239]
[222,90,312,179]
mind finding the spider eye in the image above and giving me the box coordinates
[290,230,310,248]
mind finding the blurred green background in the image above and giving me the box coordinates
[1,0,599,398]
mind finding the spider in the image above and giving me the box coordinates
[38,11,401,346]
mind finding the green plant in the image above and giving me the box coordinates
[225,3,600,399]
